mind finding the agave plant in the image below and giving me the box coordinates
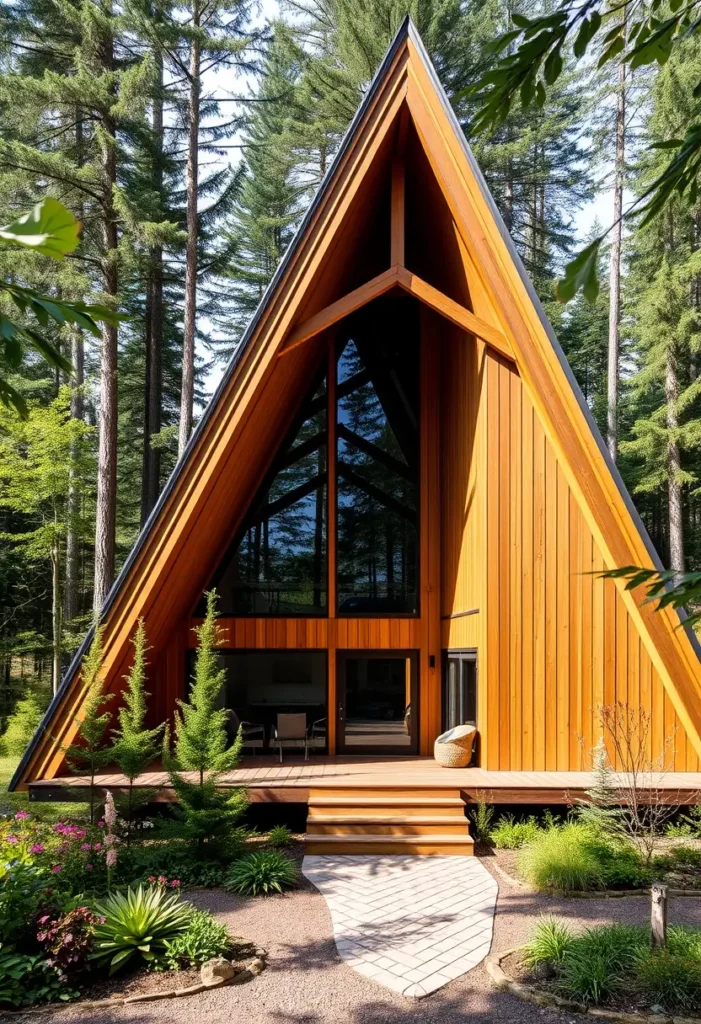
[91,885,192,974]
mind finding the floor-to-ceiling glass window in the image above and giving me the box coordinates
[207,376,327,616]
[336,300,420,614]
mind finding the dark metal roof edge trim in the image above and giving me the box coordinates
[8,16,414,792]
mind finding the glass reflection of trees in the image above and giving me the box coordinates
[336,301,419,614]
[211,378,327,615]
[205,296,420,618]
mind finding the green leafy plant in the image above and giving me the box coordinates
[465,0,701,303]
[558,925,647,1005]
[90,884,192,974]
[636,949,701,1012]
[0,689,49,757]
[0,946,71,1007]
[267,824,293,848]
[0,861,48,946]
[518,823,604,893]
[0,198,124,417]
[225,850,297,896]
[667,806,701,838]
[162,909,232,970]
[601,566,701,631]
[524,918,574,968]
[490,813,541,849]
[470,798,495,842]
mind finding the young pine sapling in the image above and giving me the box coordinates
[166,590,246,853]
[65,624,112,823]
[111,618,163,843]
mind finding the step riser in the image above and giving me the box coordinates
[305,840,475,856]
[311,788,462,800]
[308,800,464,815]
[307,822,469,836]
[307,815,468,825]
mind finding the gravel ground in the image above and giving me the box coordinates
[8,859,701,1024]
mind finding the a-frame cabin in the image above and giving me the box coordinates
[13,21,701,843]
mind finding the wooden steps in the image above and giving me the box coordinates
[305,786,474,855]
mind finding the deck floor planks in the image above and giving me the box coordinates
[27,756,701,803]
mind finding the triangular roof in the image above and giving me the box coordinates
[12,17,701,790]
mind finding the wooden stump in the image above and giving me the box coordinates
[650,883,668,948]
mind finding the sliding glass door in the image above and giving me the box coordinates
[336,651,418,754]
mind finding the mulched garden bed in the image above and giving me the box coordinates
[479,838,701,894]
[69,938,259,1004]
[500,949,658,1015]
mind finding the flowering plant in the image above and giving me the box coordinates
[0,811,108,923]
[35,906,101,980]
[147,875,181,889]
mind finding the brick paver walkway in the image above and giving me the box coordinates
[302,854,498,998]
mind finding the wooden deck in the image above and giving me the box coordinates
[27,756,701,805]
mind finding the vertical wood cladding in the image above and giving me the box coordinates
[482,351,699,771]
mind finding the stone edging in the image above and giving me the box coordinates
[6,947,268,1015]
[486,945,701,1024]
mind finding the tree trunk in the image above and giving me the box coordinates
[178,3,201,458]
[93,3,119,613]
[141,47,164,525]
[665,341,685,574]
[52,534,62,695]
[504,155,514,234]
[607,37,626,463]
[64,326,84,626]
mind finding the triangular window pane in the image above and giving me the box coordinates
[209,376,327,615]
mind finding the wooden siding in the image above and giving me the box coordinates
[184,618,421,652]
[439,323,486,655]
[483,352,700,772]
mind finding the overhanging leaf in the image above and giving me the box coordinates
[0,198,80,260]
[556,238,602,303]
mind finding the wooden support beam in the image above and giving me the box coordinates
[395,268,514,362]
[280,265,514,363]
[281,267,401,355]
[391,157,405,266]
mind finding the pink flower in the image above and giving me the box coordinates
[157,875,167,885]
[5,835,18,844]
[14,810,29,820]
[51,864,62,874]
[37,915,50,926]
[96,820,104,827]
[93,843,102,852]
[86,864,93,870]
[148,876,156,883]
[29,844,45,854]
[170,879,180,888]
[104,793,117,832]
[81,844,91,851]
[106,849,117,869]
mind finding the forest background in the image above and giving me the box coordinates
[0,0,695,740]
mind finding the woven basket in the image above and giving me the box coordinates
[434,725,476,768]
